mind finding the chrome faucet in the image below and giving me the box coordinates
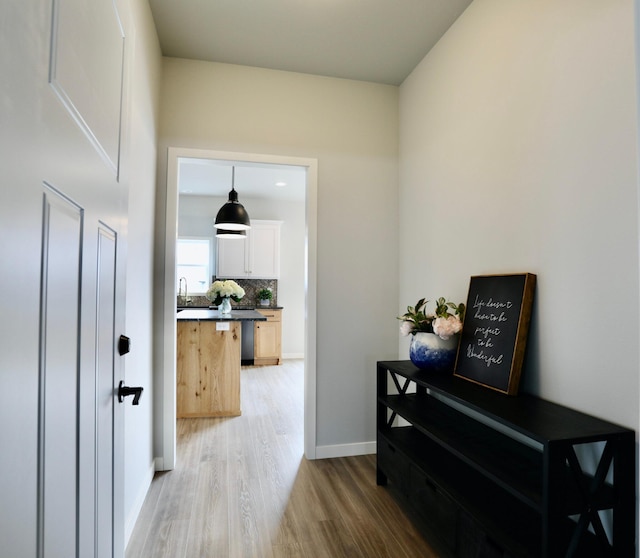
[178,277,190,305]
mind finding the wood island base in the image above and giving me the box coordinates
[177,320,241,418]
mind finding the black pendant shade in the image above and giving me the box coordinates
[214,167,251,231]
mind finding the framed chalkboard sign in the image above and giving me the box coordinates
[454,273,536,395]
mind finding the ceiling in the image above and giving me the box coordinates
[178,158,307,202]
[156,1,473,201]
[148,0,473,86]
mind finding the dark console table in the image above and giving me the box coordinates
[376,361,635,557]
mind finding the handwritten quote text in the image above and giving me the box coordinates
[465,295,513,368]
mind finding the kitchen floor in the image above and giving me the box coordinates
[125,360,439,557]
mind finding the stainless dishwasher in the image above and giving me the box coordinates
[241,319,254,365]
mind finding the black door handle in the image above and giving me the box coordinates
[118,381,143,405]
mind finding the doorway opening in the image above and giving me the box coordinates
[160,148,318,469]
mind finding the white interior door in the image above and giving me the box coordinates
[1,1,129,557]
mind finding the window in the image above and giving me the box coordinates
[176,237,211,294]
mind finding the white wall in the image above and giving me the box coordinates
[400,0,639,433]
[178,194,306,356]
[122,0,162,544]
[155,60,399,455]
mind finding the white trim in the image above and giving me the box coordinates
[303,158,318,460]
[161,152,179,470]
[282,352,304,359]
[314,441,377,460]
[634,1,640,548]
[161,147,318,469]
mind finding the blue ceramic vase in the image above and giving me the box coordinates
[409,332,458,372]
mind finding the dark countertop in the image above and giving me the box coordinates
[176,309,267,322]
[177,305,283,311]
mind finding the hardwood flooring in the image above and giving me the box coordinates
[126,360,441,557]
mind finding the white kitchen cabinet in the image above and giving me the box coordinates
[217,220,282,279]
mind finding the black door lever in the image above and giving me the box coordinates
[118,381,143,405]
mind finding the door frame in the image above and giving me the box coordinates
[160,147,318,468]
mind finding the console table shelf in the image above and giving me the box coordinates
[376,361,635,557]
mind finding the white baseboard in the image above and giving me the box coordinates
[282,352,304,359]
[314,440,376,459]
[124,461,155,547]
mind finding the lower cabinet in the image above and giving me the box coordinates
[254,308,282,365]
[376,361,635,558]
[176,320,241,417]
[410,465,458,551]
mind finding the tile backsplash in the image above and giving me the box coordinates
[177,278,278,308]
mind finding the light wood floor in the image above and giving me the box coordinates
[126,360,441,557]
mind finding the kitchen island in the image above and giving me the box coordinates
[176,309,266,417]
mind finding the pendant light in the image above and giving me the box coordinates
[214,166,251,231]
[215,228,247,239]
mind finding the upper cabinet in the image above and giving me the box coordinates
[217,220,282,279]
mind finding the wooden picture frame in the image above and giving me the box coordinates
[454,273,536,395]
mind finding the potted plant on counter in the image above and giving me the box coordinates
[257,288,273,307]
